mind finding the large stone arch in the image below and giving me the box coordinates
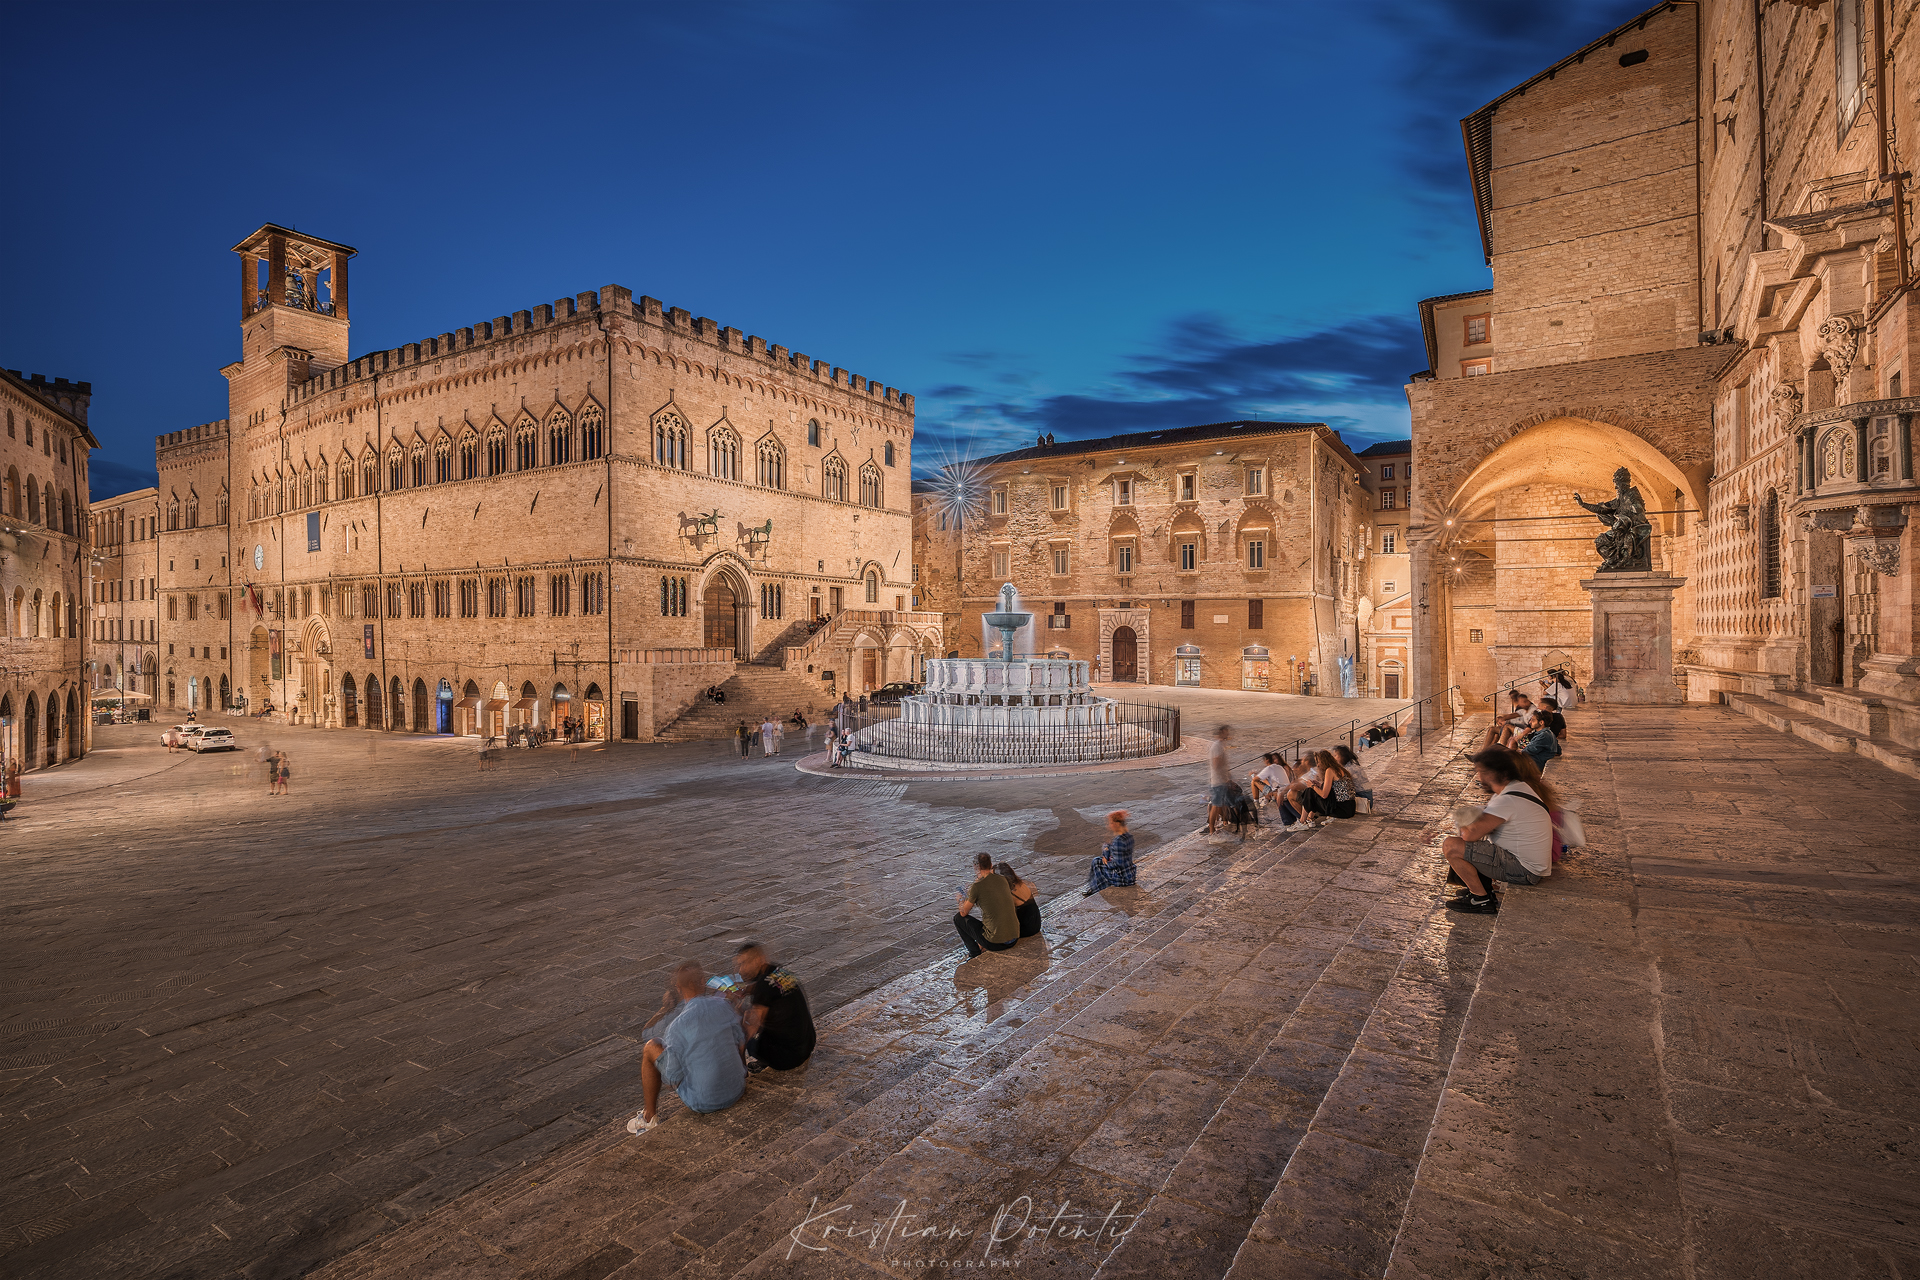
[1445,414,1706,522]
[1431,413,1705,704]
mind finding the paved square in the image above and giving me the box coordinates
[0,689,1408,1277]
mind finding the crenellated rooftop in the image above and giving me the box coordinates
[157,420,230,450]
[285,287,913,413]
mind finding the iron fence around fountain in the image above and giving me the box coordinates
[841,701,1182,769]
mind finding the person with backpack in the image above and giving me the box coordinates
[1441,747,1554,915]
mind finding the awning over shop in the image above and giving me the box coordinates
[510,699,538,710]
[453,696,482,710]
[482,699,508,712]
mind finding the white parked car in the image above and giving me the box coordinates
[161,723,206,747]
[190,728,238,753]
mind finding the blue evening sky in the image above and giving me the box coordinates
[2,0,1651,497]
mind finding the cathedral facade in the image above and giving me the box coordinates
[1409,0,1920,765]
[149,224,927,740]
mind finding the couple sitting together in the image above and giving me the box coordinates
[1482,689,1565,773]
[953,852,1050,957]
[627,943,816,1134]
[1251,745,1373,833]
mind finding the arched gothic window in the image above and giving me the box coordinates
[580,404,605,460]
[865,570,879,603]
[362,452,378,495]
[807,419,821,447]
[486,426,508,476]
[300,470,312,510]
[859,462,883,509]
[434,439,452,483]
[709,426,740,480]
[459,432,478,479]
[654,411,688,469]
[215,489,230,523]
[410,442,428,487]
[27,477,40,524]
[756,435,786,489]
[822,456,847,503]
[388,446,405,491]
[547,411,572,466]
[515,418,538,470]
[60,490,74,534]
[338,460,353,500]
[313,465,326,504]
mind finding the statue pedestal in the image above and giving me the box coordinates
[1580,572,1685,705]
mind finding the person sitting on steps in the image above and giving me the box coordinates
[1286,751,1355,831]
[1440,747,1555,915]
[996,861,1043,937]
[1332,745,1373,811]
[1082,810,1137,896]
[628,960,746,1134]
[954,852,1021,958]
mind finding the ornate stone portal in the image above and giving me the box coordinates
[1579,573,1686,704]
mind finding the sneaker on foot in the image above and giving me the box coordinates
[746,1057,767,1075]
[1283,822,1313,833]
[626,1112,658,1134]
[1444,893,1498,915]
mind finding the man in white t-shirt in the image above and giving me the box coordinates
[1441,748,1553,915]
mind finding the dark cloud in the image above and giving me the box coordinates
[1369,0,1659,242]
[915,312,1427,467]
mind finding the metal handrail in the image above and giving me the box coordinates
[1481,667,1559,704]
[1343,685,1460,756]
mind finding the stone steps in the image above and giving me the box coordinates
[656,667,835,742]
[312,727,1490,1280]
[1726,692,1920,780]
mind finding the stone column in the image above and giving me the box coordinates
[1579,572,1687,705]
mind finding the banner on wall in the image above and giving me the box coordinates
[269,629,282,682]
[363,624,375,660]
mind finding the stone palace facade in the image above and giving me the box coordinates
[1409,0,1920,765]
[0,369,97,773]
[915,421,1370,695]
[126,224,929,740]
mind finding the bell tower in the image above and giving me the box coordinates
[224,224,355,425]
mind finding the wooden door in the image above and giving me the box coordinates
[1384,673,1400,699]
[1111,627,1137,682]
[863,650,878,690]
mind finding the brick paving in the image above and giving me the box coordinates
[0,689,1404,1278]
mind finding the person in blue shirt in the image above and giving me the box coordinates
[1516,710,1561,772]
[628,961,746,1134]
[1082,810,1137,896]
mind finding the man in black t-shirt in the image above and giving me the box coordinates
[733,943,816,1071]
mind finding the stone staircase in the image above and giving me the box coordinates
[655,664,835,743]
[313,728,1495,1280]
[1722,683,1920,780]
